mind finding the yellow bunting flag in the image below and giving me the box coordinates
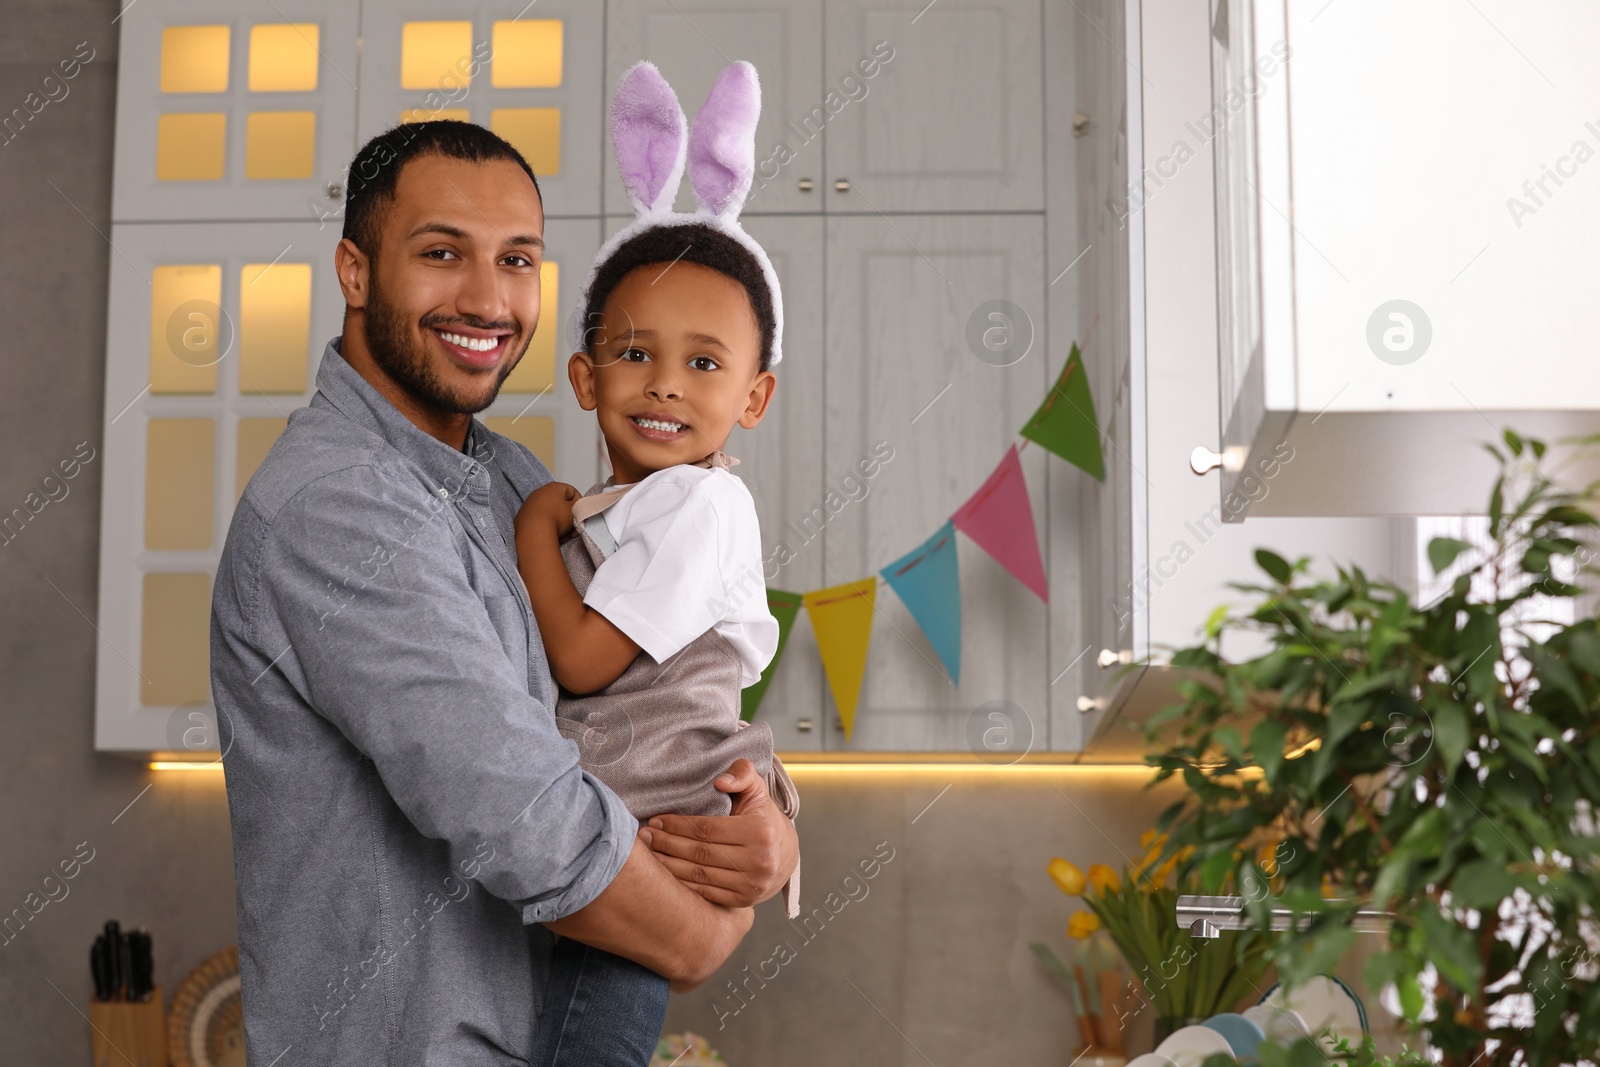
[801,578,877,740]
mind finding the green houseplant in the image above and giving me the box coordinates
[1135,431,1600,1067]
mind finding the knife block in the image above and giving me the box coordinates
[88,987,167,1067]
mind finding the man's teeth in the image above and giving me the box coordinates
[634,417,686,432]
[438,330,500,352]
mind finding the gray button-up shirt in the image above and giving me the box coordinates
[211,335,637,1066]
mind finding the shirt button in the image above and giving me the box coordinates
[438,488,449,498]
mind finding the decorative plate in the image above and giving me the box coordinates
[167,944,246,1067]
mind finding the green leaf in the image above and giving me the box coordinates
[1431,700,1469,778]
[1449,860,1519,909]
[1416,903,1482,992]
[1252,718,1289,783]
[1256,549,1293,584]
[1427,537,1473,576]
[1201,849,1235,894]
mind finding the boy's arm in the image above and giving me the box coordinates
[513,483,641,694]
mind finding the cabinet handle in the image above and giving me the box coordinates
[834,178,851,193]
[834,715,845,731]
[326,182,344,201]
[1072,112,1092,138]
[796,718,814,732]
[1190,445,1224,475]
[1098,648,1129,668]
[798,177,814,192]
[1076,696,1104,713]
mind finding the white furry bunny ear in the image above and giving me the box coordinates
[611,61,687,215]
[686,61,761,219]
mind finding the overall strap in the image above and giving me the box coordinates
[567,451,740,559]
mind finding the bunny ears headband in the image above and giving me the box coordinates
[573,60,785,366]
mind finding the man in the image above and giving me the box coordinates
[210,120,798,1066]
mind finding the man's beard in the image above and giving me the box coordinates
[361,263,523,415]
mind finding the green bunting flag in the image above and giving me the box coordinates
[1020,343,1104,482]
[741,588,803,721]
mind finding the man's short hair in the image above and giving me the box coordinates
[341,120,542,259]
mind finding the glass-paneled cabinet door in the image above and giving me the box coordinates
[96,221,345,753]
[604,0,823,216]
[111,0,360,222]
[357,1,602,218]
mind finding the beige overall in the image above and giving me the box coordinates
[553,454,801,918]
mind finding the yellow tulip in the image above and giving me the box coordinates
[1048,857,1086,896]
[1067,910,1102,939]
[1087,864,1120,894]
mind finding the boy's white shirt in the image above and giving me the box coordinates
[581,463,778,687]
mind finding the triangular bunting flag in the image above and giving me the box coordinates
[879,521,962,685]
[1020,342,1105,481]
[951,445,1049,602]
[801,579,877,740]
[741,589,802,722]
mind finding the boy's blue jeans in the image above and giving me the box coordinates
[531,934,671,1067]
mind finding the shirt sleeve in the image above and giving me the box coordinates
[581,471,766,669]
[254,463,638,926]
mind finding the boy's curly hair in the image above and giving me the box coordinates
[581,222,777,372]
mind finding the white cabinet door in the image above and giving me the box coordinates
[356,0,604,218]
[605,0,824,216]
[1211,0,1600,517]
[728,216,827,751]
[822,213,1048,752]
[111,0,360,222]
[822,0,1043,213]
[96,221,346,753]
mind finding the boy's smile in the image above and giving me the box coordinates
[570,261,776,485]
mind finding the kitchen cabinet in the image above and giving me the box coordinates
[99,0,1084,757]
[823,0,1044,213]
[110,0,360,222]
[1074,0,1405,760]
[356,0,605,218]
[1207,0,1600,518]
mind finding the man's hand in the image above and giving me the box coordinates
[516,481,579,541]
[639,758,799,908]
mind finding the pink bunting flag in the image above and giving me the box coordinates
[950,445,1048,602]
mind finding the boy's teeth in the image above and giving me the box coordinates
[438,330,499,352]
[634,417,686,432]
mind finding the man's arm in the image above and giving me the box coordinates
[253,464,742,980]
[547,838,753,990]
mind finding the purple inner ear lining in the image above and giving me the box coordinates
[687,63,760,215]
[611,62,686,210]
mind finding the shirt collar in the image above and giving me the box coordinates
[313,334,491,501]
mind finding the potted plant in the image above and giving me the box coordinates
[1134,431,1600,1067]
[1035,836,1276,1048]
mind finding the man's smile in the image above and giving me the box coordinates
[431,324,513,369]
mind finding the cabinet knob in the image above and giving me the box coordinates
[834,178,851,193]
[796,718,814,732]
[1190,445,1224,475]
[1072,112,1092,138]
[798,177,814,192]
[1076,696,1104,713]
[1097,648,1129,668]
[834,715,845,731]
[325,182,344,201]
